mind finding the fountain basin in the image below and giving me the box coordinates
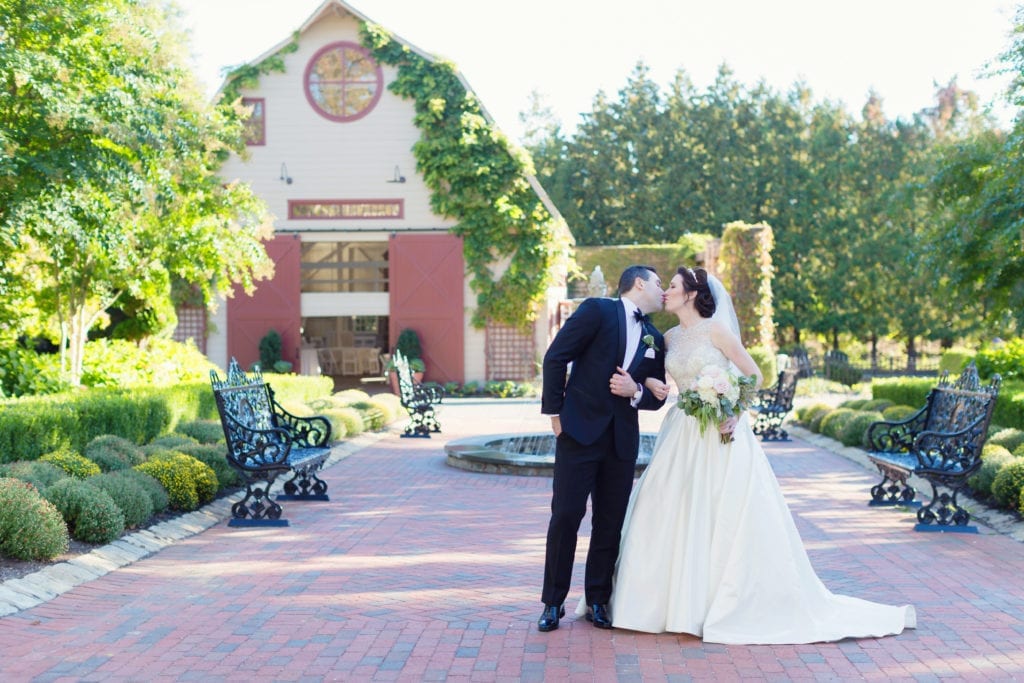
[445,432,657,476]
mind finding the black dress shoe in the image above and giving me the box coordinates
[537,604,565,632]
[585,603,612,629]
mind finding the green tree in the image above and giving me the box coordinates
[0,0,274,385]
[925,17,1024,335]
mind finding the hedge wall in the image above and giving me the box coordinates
[872,376,1024,431]
[0,384,217,463]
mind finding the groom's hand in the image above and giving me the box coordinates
[550,415,562,437]
[609,367,639,398]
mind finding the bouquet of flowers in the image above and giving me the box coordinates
[677,364,758,444]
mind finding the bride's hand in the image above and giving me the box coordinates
[718,416,739,435]
[644,377,669,401]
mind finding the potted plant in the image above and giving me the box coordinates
[389,328,425,392]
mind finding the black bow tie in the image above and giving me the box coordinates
[633,310,649,325]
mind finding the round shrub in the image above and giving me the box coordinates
[968,445,1015,498]
[43,478,125,544]
[319,410,349,441]
[808,407,836,433]
[324,407,363,437]
[84,434,145,472]
[882,405,919,421]
[796,403,832,425]
[0,477,69,560]
[351,401,386,431]
[861,399,895,412]
[820,408,857,441]
[989,428,1024,454]
[839,411,885,447]
[175,420,225,445]
[89,472,154,529]
[116,469,170,514]
[174,443,240,489]
[991,458,1024,510]
[136,452,217,511]
[333,389,372,405]
[839,399,868,410]
[369,393,402,422]
[148,434,200,450]
[40,446,102,479]
[0,460,68,491]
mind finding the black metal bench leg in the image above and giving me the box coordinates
[869,469,919,507]
[278,468,329,501]
[230,480,288,527]
[916,481,976,532]
[401,408,434,438]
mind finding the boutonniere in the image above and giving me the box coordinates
[642,334,657,358]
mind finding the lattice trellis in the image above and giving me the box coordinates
[172,306,207,353]
[485,323,536,381]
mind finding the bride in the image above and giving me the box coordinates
[600,266,915,644]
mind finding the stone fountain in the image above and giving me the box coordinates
[445,433,657,476]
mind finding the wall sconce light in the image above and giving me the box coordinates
[279,163,293,184]
[387,165,406,183]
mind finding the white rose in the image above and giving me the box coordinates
[698,387,718,404]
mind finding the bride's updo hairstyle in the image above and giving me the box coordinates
[679,267,717,318]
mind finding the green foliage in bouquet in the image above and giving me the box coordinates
[677,366,758,443]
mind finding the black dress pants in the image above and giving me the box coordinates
[541,425,636,606]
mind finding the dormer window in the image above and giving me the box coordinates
[304,41,383,122]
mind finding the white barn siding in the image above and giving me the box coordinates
[201,0,565,384]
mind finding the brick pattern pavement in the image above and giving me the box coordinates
[2,399,1024,681]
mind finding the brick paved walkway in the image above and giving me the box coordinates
[2,398,1024,681]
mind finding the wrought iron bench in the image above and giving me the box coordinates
[210,359,332,527]
[392,350,443,438]
[751,368,798,441]
[789,347,815,378]
[865,362,1001,532]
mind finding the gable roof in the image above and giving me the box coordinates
[216,0,567,228]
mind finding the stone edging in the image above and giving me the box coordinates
[787,424,1024,542]
[0,430,392,617]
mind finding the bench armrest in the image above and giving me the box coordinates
[273,402,333,448]
[865,406,929,452]
[221,412,293,470]
[415,383,444,405]
[911,417,989,473]
[752,386,778,408]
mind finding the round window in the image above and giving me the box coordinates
[304,42,383,122]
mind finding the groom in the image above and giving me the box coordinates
[538,265,667,632]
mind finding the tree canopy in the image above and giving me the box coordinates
[0,0,274,385]
[523,54,1012,352]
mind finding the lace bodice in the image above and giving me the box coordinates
[664,319,729,390]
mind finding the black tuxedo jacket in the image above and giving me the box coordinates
[541,297,667,460]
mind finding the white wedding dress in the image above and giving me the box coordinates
[603,320,916,644]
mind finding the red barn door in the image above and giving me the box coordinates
[227,234,302,371]
[388,233,464,383]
